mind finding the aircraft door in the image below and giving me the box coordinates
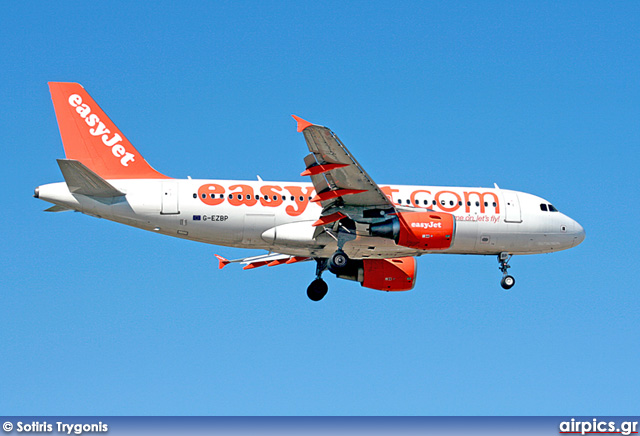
[502,191,522,223]
[161,181,180,214]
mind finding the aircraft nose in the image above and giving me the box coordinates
[572,220,585,247]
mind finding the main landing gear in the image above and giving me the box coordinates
[328,249,349,273]
[307,259,329,301]
[307,219,357,301]
[498,252,515,290]
[307,250,354,301]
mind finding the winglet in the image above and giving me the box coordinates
[292,115,314,132]
[215,254,230,270]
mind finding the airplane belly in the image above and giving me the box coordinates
[448,220,478,253]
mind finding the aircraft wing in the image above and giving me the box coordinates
[293,116,397,229]
[215,253,310,270]
[294,116,393,209]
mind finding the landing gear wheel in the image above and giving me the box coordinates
[497,253,515,290]
[307,278,328,301]
[328,250,349,274]
[501,275,515,290]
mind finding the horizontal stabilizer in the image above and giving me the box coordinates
[215,254,231,270]
[44,204,72,212]
[57,159,125,198]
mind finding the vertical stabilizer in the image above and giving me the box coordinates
[48,82,169,179]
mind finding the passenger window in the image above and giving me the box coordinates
[449,201,454,206]
[228,194,233,199]
[475,201,480,206]
[415,199,419,205]
[467,201,471,206]
[484,202,488,207]
[424,200,428,205]
[549,204,558,212]
[459,201,463,206]
[398,199,402,204]
[272,195,277,201]
[299,196,304,202]
[282,196,286,201]
[201,193,206,199]
[290,196,294,201]
[210,194,215,199]
[432,200,436,205]
[493,202,497,207]
[193,193,197,199]
[540,204,548,211]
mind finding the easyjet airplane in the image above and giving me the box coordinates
[35,82,585,301]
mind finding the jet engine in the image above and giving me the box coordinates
[370,211,455,250]
[335,257,416,291]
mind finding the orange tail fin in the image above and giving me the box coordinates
[48,82,169,179]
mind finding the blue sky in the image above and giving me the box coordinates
[1,1,638,415]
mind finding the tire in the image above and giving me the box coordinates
[328,250,349,274]
[307,279,328,301]
[501,275,515,290]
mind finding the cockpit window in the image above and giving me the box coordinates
[540,203,548,212]
[548,204,558,212]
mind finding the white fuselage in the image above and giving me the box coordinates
[36,178,585,259]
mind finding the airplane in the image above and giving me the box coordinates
[35,82,585,301]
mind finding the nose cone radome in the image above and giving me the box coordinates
[573,220,585,247]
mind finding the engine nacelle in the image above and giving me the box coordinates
[370,211,455,250]
[335,257,417,292]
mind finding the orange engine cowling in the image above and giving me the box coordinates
[396,211,455,250]
[370,211,455,250]
[362,257,416,291]
[335,257,417,292]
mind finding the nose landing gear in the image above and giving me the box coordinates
[498,252,515,290]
